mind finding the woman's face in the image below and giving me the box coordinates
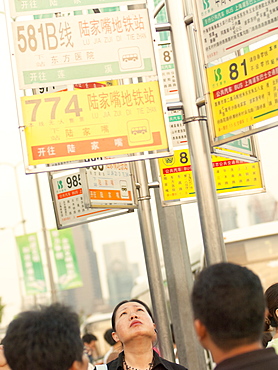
[112,302,156,345]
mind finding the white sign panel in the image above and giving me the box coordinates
[159,46,178,99]
[80,159,137,208]
[168,110,187,148]
[8,0,144,17]
[12,9,157,89]
[49,169,133,229]
[196,0,278,63]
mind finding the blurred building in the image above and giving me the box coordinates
[219,201,238,232]
[60,224,104,316]
[248,193,278,224]
[103,241,138,308]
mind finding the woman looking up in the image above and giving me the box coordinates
[104,299,188,370]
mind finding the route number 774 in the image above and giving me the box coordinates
[24,95,82,121]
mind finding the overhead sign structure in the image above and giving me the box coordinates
[50,228,83,290]
[195,0,278,63]
[49,168,134,229]
[20,80,170,166]
[11,9,157,89]
[206,40,278,139]
[80,158,137,209]
[16,233,47,295]
[8,0,143,17]
[158,148,264,205]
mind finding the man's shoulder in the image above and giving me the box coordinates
[215,348,278,370]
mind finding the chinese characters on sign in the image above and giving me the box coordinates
[207,40,278,138]
[167,110,187,148]
[50,228,83,290]
[9,0,140,17]
[80,159,136,208]
[50,167,134,228]
[16,233,47,295]
[12,9,157,89]
[21,81,168,165]
[196,0,278,63]
[159,46,178,99]
[159,149,263,203]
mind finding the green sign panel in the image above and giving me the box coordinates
[9,0,136,17]
[50,228,83,290]
[16,233,47,295]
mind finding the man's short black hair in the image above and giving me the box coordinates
[3,303,84,370]
[191,262,266,351]
[82,333,97,344]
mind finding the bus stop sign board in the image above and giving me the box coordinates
[21,81,169,165]
[80,160,137,209]
[49,169,134,229]
[196,0,278,63]
[207,40,278,138]
[158,149,264,205]
[12,9,157,89]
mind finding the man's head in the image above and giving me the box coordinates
[81,333,97,350]
[3,303,88,370]
[191,262,266,353]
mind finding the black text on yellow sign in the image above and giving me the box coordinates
[207,40,278,137]
[159,149,263,202]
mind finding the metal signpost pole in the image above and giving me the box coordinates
[165,0,227,264]
[35,174,57,303]
[135,160,175,362]
[1,162,27,310]
[150,160,207,369]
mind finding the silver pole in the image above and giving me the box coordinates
[13,163,27,235]
[135,160,175,362]
[1,162,26,310]
[150,161,207,369]
[165,0,227,264]
[35,174,57,303]
[14,162,36,307]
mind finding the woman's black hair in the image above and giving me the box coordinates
[111,299,154,331]
[265,283,278,329]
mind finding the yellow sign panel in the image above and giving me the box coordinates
[207,40,278,137]
[21,81,168,165]
[159,149,263,202]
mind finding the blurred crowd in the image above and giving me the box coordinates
[82,329,123,366]
[0,262,278,370]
